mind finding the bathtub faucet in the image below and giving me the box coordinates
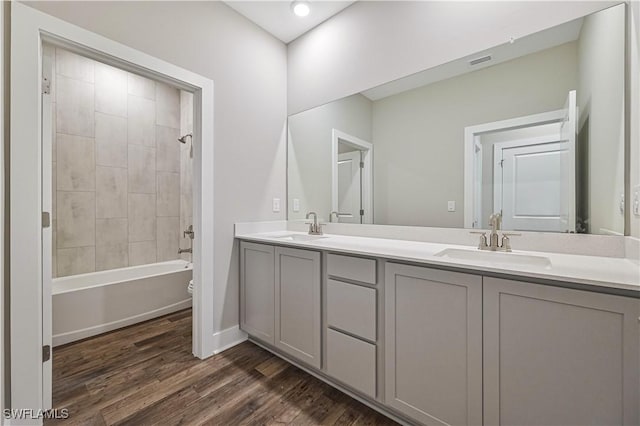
[178,248,192,254]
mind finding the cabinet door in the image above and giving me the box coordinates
[385,263,482,426]
[484,277,639,426]
[275,247,321,368]
[240,242,275,344]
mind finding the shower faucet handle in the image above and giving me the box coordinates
[184,225,194,239]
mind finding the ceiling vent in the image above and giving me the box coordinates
[469,55,492,66]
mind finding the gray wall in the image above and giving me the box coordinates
[287,1,613,114]
[25,1,288,332]
[48,46,192,277]
[577,4,625,235]
[372,42,578,227]
[288,94,372,221]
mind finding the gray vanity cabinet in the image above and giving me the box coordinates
[483,277,639,426]
[384,263,483,426]
[274,246,322,369]
[239,242,275,345]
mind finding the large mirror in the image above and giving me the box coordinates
[288,4,626,234]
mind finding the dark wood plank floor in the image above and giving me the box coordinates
[47,309,397,425]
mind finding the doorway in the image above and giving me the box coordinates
[331,129,373,224]
[10,3,215,413]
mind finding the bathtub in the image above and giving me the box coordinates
[53,260,193,346]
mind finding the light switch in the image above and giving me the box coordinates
[293,198,300,212]
[447,201,456,212]
[272,198,281,213]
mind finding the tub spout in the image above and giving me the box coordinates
[178,248,192,254]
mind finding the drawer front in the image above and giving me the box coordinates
[327,253,376,284]
[327,279,376,341]
[327,328,376,398]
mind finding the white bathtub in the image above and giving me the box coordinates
[53,260,193,346]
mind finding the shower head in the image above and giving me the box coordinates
[178,133,192,144]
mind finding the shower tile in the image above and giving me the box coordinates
[128,73,155,100]
[128,95,156,146]
[56,134,95,191]
[96,113,127,168]
[128,145,156,194]
[52,162,57,220]
[57,246,95,277]
[180,146,193,195]
[56,75,94,138]
[156,82,180,128]
[57,191,95,248]
[156,125,180,172]
[128,193,156,242]
[129,241,156,266]
[52,104,57,162]
[97,167,127,218]
[95,62,128,117]
[180,91,194,133]
[56,48,94,83]
[96,218,128,245]
[157,172,180,217]
[96,243,129,271]
[156,216,180,262]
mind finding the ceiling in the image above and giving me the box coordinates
[224,1,355,44]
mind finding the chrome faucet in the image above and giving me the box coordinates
[471,213,520,252]
[178,247,192,254]
[305,212,324,235]
[183,224,194,240]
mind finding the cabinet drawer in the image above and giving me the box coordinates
[327,328,376,398]
[327,279,376,341]
[327,253,376,284]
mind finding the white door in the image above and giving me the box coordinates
[41,47,54,410]
[337,151,362,224]
[559,90,577,232]
[497,140,569,232]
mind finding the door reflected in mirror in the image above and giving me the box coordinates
[287,4,626,235]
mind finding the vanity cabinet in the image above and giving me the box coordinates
[274,246,322,369]
[384,263,483,426]
[483,277,639,426]
[240,242,275,345]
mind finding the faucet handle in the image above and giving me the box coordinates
[500,232,520,252]
[470,231,488,249]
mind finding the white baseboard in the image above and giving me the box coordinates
[211,325,248,355]
[53,299,193,347]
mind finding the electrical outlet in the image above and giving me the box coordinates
[447,201,456,212]
[293,198,300,212]
[619,194,625,214]
[633,185,640,217]
[272,198,281,213]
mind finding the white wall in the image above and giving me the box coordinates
[1,0,4,421]
[23,1,287,333]
[577,4,626,235]
[288,94,372,221]
[288,1,616,114]
[372,42,578,227]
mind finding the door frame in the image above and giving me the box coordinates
[463,109,566,228]
[336,150,362,223]
[331,129,373,224]
[10,2,215,413]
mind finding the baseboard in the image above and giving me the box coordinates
[211,325,248,355]
[52,299,193,347]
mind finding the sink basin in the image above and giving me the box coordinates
[434,248,551,269]
[272,233,328,242]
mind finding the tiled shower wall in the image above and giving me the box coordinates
[47,46,193,277]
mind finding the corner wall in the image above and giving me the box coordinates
[23,1,288,334]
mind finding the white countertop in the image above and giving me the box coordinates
[236,231,640,294]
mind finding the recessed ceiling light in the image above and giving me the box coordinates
[291,1,310,17]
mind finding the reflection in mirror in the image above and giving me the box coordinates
[287,4,626,234]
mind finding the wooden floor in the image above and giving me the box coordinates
[48,309,397,425]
